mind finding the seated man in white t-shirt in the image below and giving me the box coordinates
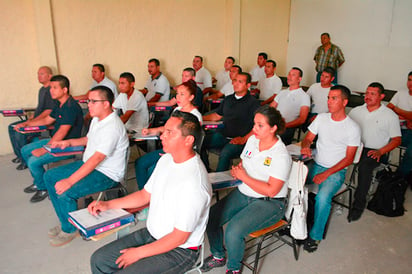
[89,111,212,273]
[307,66,335,120]
[113,72,149,133]
[348,82,402,222]
[249,52,267,90]
[270,67,310,145]
[213,56,235,90]
[74,63,118,100]
[251,60,282,105]
[301,85,360,252]
[193,55,213,94]
[387,71,412,183]
[44,85,129,247]
[203,65,241,101]
[139,58,170,102]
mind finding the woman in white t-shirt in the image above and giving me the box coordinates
[135,80,202,190]
[201,106,292,274]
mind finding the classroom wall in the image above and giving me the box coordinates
[287,0,412,92]
[0,0,290,155]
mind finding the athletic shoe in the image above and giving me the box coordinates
[303,236,320,253]
[49,231,78,247]
[48,226,61,238]
[200,255,227,272]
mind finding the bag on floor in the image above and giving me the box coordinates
[367,167,408,217]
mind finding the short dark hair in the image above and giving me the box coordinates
[90,85,114,105]
[194,55,203,62]
[170,110,202,150]
[50,75,70,93]
[149,58,160,66]
[238,72,251,84]
[179,79,197,97]
[93,64,105,73]
[321,32,330,38]
[120,72,135,83]
[368,82,385,94]
[292,67,303,78]
[266,60,277,68]
[408,71,412,78]
[183,67,196,77]
[323,66,336,78]
[232,65,242,73]
[255,105,286,135]
[226,56,235,63]
[258,52,268,60]
[331,85,350,100]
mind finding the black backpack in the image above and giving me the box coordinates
[367,167,408,217]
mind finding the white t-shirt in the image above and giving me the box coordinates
[174,106,203,125]
[307,83,332,114]
[83,112,129,182]
[90,76,118,98]
[195,67,212,91]
[215,69,230,91]
[238,135,292,198]
[113,89,149,132]
[389,89,412,127]
[349,104,401,149]
[250,65,265,89]
[145,154,212,248]
[145,73,170,102]
[309,113,361,168]
[275,88,311,123]
[257,74,282,100]
[220,80,234,97]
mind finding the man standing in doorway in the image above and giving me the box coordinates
[314,33,344,84]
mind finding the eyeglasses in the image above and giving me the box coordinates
[86,99,107,104]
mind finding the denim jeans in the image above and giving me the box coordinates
[134,149,164,190]
[399,129,412,177]
[201,131,244,172]
[90,227,199,274]
[21,138,73,190]
[306,162,346,241]
[206,188,285,270]
[44,161,119,233]
[8,120,40,161]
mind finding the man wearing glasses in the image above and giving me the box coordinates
[43,85,129,247]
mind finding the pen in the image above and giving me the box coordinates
[94,192,103,215]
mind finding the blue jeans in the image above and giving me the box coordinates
[399,129,412,177]
[134,149,164,190]
[8,120,40,161]
[206,188,285,270]
[306,162,346,241]
[90,227,199,274]
[21,139,73,190]
[44,161,119,233]
[201,132,245,172]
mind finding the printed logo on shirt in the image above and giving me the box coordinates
[263,157,272,166]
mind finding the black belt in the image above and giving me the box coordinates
[258,197,285,201]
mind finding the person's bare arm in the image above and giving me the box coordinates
[285,106,309,128]
[203,112,222,122]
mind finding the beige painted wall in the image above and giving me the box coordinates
[0,0,290,155]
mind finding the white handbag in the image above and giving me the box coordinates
[287,161,308,240]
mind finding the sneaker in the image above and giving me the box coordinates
[49,231,78,247]
[48,226,61,238]
[16,163,28,170]
[200,255,226,272]
[137,207,149,221]
[226,270,241,274]
[24,184,38,193]
[303,236,320,253]
[12,157,21,164]
[30,190,48,203]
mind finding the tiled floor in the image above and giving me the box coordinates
[1,152,411,274]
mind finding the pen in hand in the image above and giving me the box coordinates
[94,192,103,216]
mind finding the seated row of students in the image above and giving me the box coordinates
[6,64,411,273]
